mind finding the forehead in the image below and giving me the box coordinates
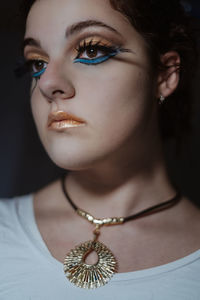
[25,0,131,39]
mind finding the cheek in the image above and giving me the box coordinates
[77,63,154,142]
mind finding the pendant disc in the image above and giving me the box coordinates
[64,240,117,289]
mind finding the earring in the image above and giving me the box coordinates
[159,95,165,104]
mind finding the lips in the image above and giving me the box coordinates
[48,111,86,131]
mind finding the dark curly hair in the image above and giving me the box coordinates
[18,0,198,143]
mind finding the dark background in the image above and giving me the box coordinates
[0,0,200,206]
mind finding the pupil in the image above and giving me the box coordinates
[87,47,97,58]
[35,61,43,71]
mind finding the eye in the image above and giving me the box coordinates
[74,39,120,65]
[28,59,48,78]
[14,57,48,79]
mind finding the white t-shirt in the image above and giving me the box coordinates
[0,194,200,300]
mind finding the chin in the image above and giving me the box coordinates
[43,144,96,171]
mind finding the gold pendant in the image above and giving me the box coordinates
[63,239,118,289]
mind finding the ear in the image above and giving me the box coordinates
[156,51,180,99]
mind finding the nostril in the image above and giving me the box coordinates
[51,88,75,100]
[52,90,65,95]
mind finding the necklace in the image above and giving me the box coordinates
[61,175,181,289]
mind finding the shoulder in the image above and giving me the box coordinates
[0,194,32,223]
[0,193,32,207]
[0,194,33,253]
[0,196,16,216]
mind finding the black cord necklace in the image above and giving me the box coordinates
[61,174,181,289]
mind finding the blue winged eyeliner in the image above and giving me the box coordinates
[32,67,47,78]
[74,50,119,65]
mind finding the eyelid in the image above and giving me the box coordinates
[70,29,125,45]
[67,32,123,54]
[77,36,117,47]
[24,50,49,63]
[74,36,120,57]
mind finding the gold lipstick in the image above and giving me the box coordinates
[48,111,86,131]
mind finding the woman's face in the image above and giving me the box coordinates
[24,0,159,170]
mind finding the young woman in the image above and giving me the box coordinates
[0,0,200,298]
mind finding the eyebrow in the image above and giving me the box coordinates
[23,19,122,52]
[65,19,122,38]
[22,38,41,52]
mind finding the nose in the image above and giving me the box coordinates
[38,61,75,102]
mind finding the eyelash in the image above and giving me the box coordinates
[15,39,127,79]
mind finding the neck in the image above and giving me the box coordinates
[64,150,175,218]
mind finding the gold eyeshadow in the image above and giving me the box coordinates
[78,36,114,48]
[24,52,49,62]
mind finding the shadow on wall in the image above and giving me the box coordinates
[0,1,200,207]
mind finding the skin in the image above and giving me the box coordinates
[24,0,200,271]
